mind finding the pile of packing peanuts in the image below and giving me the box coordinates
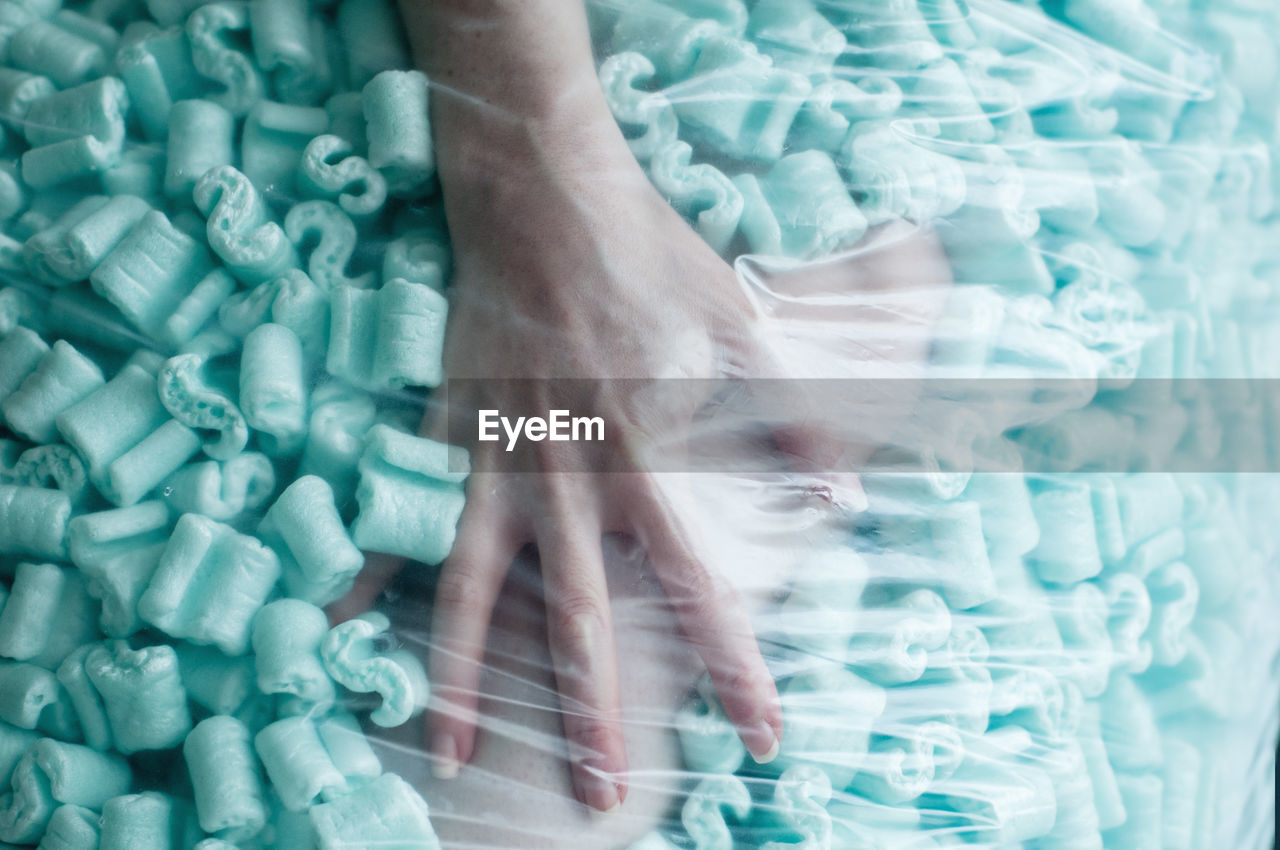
[0,0,1277,846]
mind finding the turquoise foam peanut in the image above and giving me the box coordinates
[187,2,266,116]
[161,452,276,522]
[2,340,105,444]
[362,70,434,196]
[747,0,846,77]
[138,512,282,656]
[249,0,331,104]
[183,716,268,841]
[89,209,215,339]
[372,278,447,387]
[55,646,112,752]
[0,68,55,125]
[194,165,299,285]
[681,774,751,850]
[851,722,964,805]
[284,200,375,291]
[791,78,901,152]
[315,712,380,788]
[327,279,447,390]
[258,474,363,606]
[165,99,235,200]
[38,804,99,850]
[67,502,171,637]
[0,163,26,223]
[254,716,346,811]
[173,644,255,716]
[22,78,127,151]
[85,641,191,755]
[163,268,237,347]
[847,589,951,686]
[937,753,1057,844]
[599,52,679,161]
[10,445,87,505]
[101,147,165,200]
[97,792,177,850]
[51,9,118,54]
[9,20,105,89]
[0,288,40,338]
[649,141,743,254]
[675,686,746,774]
[144,0,209,26]
[754,150,867,259]
[217,269,329,355]
[0,485,71,561]
[20,77,129,188]
[322,285,379,389]
[103,419,204,508]
[320,612,428,728]
[775,666,886,791]
[0,328,49,409]
[55,363,170,493]
[351,425,467,566]
[610,2,718,83]
[0,663,60,731]
[0,739,131,845]
[1029,479,1105,585]
[381,229,448,292]
[264,270,331,357]
[759,765,833,849]
[298,382,376,508]
[669,35,811,162]
[156,353,249,461]
[335,0,410,89]
[22,196,111,287]
[0,563,96,669]
[308,773,439,850]
[240,100,330,194]
[25,195,151,285]
[115,25,206,141]
[240,323,308,454]
[251,599,335,708]
[20,135,122,190]
[365,410,470,480]
[299,135,388,221]
[0,723,38,789]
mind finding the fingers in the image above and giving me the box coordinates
[536,484,627,813]
[428,479,521,780]
[625,476,782,764]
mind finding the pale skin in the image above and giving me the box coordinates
[345,0,889,818]
[397,0,796,814]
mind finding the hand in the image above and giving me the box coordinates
[418,116,818,813]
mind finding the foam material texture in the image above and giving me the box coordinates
[0,0,1276,848]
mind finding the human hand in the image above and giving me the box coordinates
[415,112,849,813]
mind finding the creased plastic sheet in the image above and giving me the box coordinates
[0,0,1277,848]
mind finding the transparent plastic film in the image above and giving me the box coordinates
[0,0,1277,849]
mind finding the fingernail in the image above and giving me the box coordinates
[743,720,780,764]
[588,800,622,821]
[575,765,620,814]
[431,732,459,780]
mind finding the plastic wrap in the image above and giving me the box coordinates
[0,0,1278,848]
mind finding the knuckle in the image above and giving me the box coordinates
[718,665,767,703]
[568,718,620,766]
[433,572,489,617]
